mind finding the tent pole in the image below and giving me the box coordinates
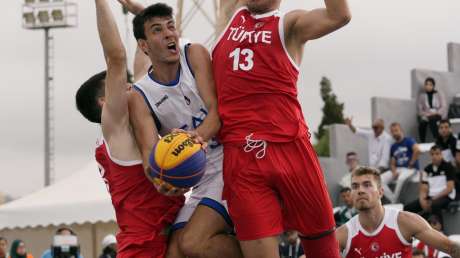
[91,223,97,258]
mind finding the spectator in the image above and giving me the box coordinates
[381,122,420,203]
[0,237,8,258]
[41,227,83,258]
[414,215,445,258]
[339,152,360,189]
[435,119,457,162]
[404,145,456,225]
[418,77,447,143]
[99,235,117,258]
[454,144,460,200]
[279,231,305,258]
[345,117,392,171]
[334,187,357,226]
[8,240,33,258]
[413,249,427,258]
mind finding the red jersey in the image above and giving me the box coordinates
[343,208,412,258]
[95,139,184,255]
[212,7,308,143]
[416,241,439,258]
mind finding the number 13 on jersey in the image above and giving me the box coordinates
[229,48,254,71]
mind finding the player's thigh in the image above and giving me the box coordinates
[181,204,230,244]
[166,229,185,258]
[239,236,280,258]
[273,137,335,235]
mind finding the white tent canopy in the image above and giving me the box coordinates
[0,161,115,229]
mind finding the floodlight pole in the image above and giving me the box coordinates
[44,27,51,187]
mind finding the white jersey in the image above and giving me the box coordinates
[133,41,223,181]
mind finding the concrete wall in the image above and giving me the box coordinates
[448,42,460,73]
[0,221,118,258]
[329,124,369,164]
[372,97,418,139]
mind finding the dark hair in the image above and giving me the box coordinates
[439,119,451,127]
[76,71,106,124]
[430,145,442,152]
[425,77,436,86]
[133,3,173,40]
[55,226,75,236]
[427,214,441,225]
[352,166,381,187]
[0,236,6,242]
[340,187,351,193]
[346,151,357,158]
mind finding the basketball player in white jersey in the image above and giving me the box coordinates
[336,167,460,258]
[117,1,243,258]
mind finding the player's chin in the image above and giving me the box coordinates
[164,54,180,64]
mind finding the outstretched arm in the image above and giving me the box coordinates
[399,211,460,258]
[96,0,128,130]
[285,0,351,44]
[187,44,221,142]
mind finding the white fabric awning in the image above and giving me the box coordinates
[0,161,115,229]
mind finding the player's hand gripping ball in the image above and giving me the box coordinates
[149,132,206,188]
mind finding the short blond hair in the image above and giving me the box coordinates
[351,166,381,187]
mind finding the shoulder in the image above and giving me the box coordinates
[398,210,428,236]
[186,43,211,69]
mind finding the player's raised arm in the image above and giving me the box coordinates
[399,211,460,258]
[95,0,128,127]
[187,44,221,142]
[285,0,351,44]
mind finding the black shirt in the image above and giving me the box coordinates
[435,134,457,158]
[422,160,456,199]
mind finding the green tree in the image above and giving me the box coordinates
[314,77,345,156]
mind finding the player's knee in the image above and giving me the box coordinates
[179,230,205,258]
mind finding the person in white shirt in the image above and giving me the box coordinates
[345,117,392,172]
[339,152,360,189]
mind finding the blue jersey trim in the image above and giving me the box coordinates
[132,85,162,131]
[199,197,233,227]
[184,43,195,78]
[171,221,187,232]
[148,66,181,87]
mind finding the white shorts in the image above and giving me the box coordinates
[171,169,232,231]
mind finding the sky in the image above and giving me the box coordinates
[1,0,459,198]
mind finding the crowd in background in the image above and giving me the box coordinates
[0,227,116,258]
[333,77,460,258]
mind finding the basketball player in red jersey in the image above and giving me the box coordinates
[212,1,351,257]
[110,1,244,258]
[75,0,183,257]
[336,167,460,258]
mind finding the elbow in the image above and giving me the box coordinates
[338,12,352,26]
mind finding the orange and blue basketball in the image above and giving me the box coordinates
[149,132,206,188]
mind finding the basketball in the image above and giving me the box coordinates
[149,132,206,188]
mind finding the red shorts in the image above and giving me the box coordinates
[222,135,335,241]
[117,237,167,258]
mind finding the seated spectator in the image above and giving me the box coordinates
[334,187,357,226]
[454,145,460,200]
[41,227,83,258]
[414,215,445,258]
[345,117,392,171]
[99,234,117,258]
[279,231,305,258]
[418,77,447,143]
[0,237,8,258]
[8,240,33,258]
[381,122,420,203]
[339,152,360,189]
[413,249,427,258]
[435,119,457,162]
[404,145,456,225]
